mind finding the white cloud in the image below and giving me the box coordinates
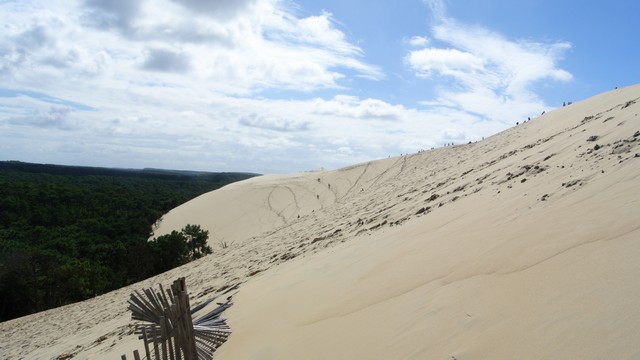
[6,105,75,130]
[429,19,572,92]
[141,48,191,73]
[1,0,379,95]
[407,48,484,78]
[312,96,406,121]
[168,0,258,19]
[408,0,572,123]
[0,0,392,173]
[0,0,577,174]
[405,35,429,47]
[0,81,510,173]
[239,113,310,132]
[81,0,142,33]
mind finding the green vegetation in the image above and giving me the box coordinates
[0,161,257,322]
[151,224,213,273]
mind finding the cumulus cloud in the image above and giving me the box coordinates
[169,0,258,19]
[407,48,484,78]
[405,35,429,47]
[16,25,50,50]
[141,48,191,73]
[239,113,310,132]
[0,0,577,173]
[407,0,572,122]
[6,105,75,130]
[313,96,405,121]
[82,0,141,31]
[73,0,380,93]
[1,24,50,76]
[0,0,380,93]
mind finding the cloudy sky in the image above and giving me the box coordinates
[1,0,638,173]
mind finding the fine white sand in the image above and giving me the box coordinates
[1,85,639,359]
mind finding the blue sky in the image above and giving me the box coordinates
[1,0,638,173]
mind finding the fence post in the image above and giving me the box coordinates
[172,278,197,360]
[128,277,233,360]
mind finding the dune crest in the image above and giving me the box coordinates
[1,85,639,359]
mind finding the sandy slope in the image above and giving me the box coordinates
[1,85,639,359]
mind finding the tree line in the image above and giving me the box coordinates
[0,161,256,322]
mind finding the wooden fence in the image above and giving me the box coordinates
[122,278,235,360]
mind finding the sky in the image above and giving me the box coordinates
[1,0,638,174]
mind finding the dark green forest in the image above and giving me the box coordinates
[0,161,257,322]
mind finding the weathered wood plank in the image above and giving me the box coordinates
[128,277,234,360]
[151,325,160,360]
[141,328,151,359]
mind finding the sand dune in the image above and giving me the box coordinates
[1,85,639,359]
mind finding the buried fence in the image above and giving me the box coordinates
[122,278,236,360]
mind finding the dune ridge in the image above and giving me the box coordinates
[1,85,639,359]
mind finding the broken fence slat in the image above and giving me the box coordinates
[128,277,234,360]
[158,283,171,309]
[121,349,141,360]
[160,316,170,360]
[141,327,151,359]
[151,325,160,360]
